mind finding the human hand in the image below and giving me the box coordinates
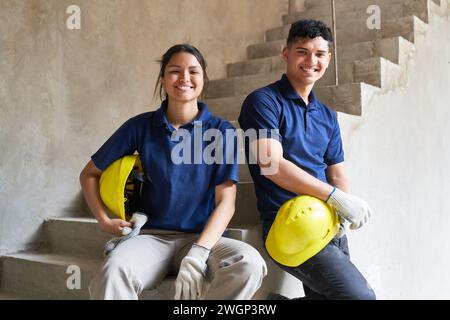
[174,244,210,300]
[99,218,132,237]
[327,188,372,230]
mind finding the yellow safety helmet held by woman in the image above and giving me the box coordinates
[99,154,145,221]
[265,195,340,267]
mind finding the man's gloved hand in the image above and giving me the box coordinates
[103,212,148,256]
[326,188,372,230]
[174,243,210,300]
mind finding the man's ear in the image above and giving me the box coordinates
[282,46,289,62]
[326,51,332,66]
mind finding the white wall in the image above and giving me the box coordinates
[338,11,450,299]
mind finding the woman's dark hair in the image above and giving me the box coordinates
[287,19,334,49]
[153,44,209,101]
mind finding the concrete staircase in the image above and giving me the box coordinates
[206,0,449,116]
[0,217,266,299]
[1,0,449,299]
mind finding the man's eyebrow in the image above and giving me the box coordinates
[294,47,328,53]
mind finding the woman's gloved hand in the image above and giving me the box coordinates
[103,212,148,256]
[174,243,211,300]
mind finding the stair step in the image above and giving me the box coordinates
[354,56,407,90]
[0,291,33,300]
[230,36,414,81]
[207,82,365,119]
[0,252,177,299]
[208,57,388,99]
[206,95,248,121]
[284,0,430,26]
[249,36,406,62]
[205,72,281,100]
[316,82,367,116]
[266,15,427,46]
[227,56,285,78]
[2,219,262,299]
[207,18,424,101]
[45,217,112,259]
[45,187,259,260]
[3,220,266,300]
[1,252,101,299]
[247,40,284,60]
[303,0,432,12]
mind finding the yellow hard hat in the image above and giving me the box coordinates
[265,195,340,267]
[99,155,144,221]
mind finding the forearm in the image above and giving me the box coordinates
[266,157,334,201]
[326,163,350,193]
[328,175,350,193]
[196,199,235,250]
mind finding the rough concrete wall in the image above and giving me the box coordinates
[0,0,287,255]
[338,13,450,299]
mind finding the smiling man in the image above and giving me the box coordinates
[238,19,376,300]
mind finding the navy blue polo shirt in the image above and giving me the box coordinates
[238,74,344,226]
[92,100,238,233]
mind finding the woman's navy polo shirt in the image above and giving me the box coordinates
[238,74,344,225]
[92,101,238,233]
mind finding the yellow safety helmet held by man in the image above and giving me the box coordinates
[265,195,340,267]
[99,154,145,221]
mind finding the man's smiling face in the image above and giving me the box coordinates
[282,36,332,88]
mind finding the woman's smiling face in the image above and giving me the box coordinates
[161,52,204,103]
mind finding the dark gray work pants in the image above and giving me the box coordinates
[263,227,376,300]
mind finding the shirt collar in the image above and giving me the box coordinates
[278,74,318,110]
[152,100,212,130]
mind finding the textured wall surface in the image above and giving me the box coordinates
[337,12,450,299]
[0,0,287,254]
[2,0,450,299]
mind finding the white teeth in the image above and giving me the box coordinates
[177,85,193,90]
[301,67,317,72]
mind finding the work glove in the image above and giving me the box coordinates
[103,212,148,257]
[326,188,372,230]
[174,243,210,300]
[336,220,347,238]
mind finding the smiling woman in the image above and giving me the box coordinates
[79,43,267,300]
[154,44,209,104]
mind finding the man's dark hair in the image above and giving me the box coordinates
[287,19,334,49]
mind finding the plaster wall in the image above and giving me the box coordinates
[0,0,287,254]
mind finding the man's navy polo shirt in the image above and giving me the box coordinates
[92,101,238,233]
[238,74,344,225]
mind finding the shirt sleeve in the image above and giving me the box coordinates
[238,91,282,142]
[91,117,139,170]
[213,122,239,186]
[324,112,345,166]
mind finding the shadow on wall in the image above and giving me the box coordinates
[66,191,91,218]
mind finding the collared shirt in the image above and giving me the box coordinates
[92,100,238,233]
[238,74,344,225]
